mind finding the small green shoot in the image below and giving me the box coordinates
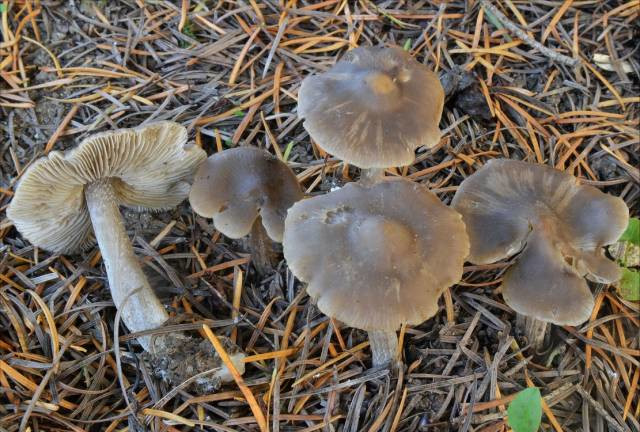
[482,7,512,42]
[233,108,246,118]
[507,388,542,432]
[283,141,295,162]
[366,0,406,28]
[223,138,234,148]
[179,21,198,47]
[403,39,412,51]
[0,4,6,13]
[483,8,504,30]
[182,21,196,39]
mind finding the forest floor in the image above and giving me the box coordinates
[0,1,639,431]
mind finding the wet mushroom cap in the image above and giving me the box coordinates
[7,121,206,253]
[298,45,444,168]
[452,159,629,325]
[189,147,303,242]
[283,179,469,331]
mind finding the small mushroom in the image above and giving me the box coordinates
[189,147,304,274]
[298,45,444,181]
[452,159,629,350]
[7,122,245,390]
[283,179,469,366]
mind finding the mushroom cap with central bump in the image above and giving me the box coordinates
[7,121,207,253]
[298,45,444,169]
[189,147,304,242]
[283,179,469,331]
[452,159,629,326]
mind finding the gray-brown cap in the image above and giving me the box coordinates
[452,159,629,325]
[283,179,469,331]
[298,45,444,169]
[189,147,303,242]
[7,121,206,253]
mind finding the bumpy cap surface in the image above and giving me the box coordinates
[298,45,444,168]
[7,121,206,253]
[283,179,469,331]
[189,147,303,242]
[452,159,629,325]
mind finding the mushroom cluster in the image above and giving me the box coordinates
[287,44,629,363]
[7,122,245,391]
[5,44,631,401]
[287,45,471,366]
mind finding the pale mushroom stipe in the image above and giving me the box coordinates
[452,159,629,349]
[298,45,444,182]
[283,179,469,366]
[189,146,303,274]
[7,121,246,391]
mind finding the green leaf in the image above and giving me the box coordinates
[403,39,412,51]
[0,4,6,13]
[619,268,640,301]
[507,388,542,432]
[619,217,640,246]
[233,109,246,117]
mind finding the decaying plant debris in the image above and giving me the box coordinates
[0,1,638,431]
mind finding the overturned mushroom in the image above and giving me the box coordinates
[189,147,304,274]
[7,122,245,391]
[283,179,469,366]
[298,45,444,180]
[452,159,629,350]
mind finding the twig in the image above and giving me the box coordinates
[576,386,626,432]
[480,0,579,66]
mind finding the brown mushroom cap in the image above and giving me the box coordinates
[283,179,469,331]
[7,121,206,253]
[189,147,303,242]
[452,159,629,325]
[298,46,444,168]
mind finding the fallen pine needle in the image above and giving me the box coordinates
[143,408,196,427]
[293,341,369,387]
[44,104,79,154]
[202,325,268,432]
[242,347,299,363]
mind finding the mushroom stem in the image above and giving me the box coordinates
[86,180,247,388]
[85,180,168,352]
[368,330,398,366]
[516,314,548,352]
[360,168,386,185]
[248,215,277,275]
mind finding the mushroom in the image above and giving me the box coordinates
[189,146,304,274]
[452,159,629,350]
[298,45,444,182]
[7,121,245,390]
[283,179,469,366]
